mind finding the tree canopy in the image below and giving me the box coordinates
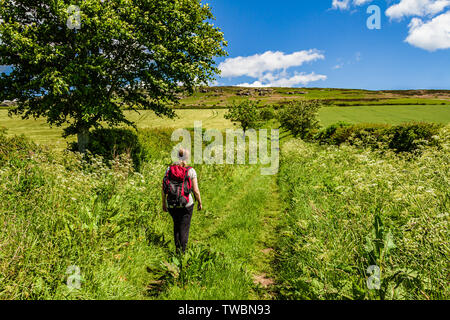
[224,100,262,133]
[0,0,227,151]
[278,100,322,139]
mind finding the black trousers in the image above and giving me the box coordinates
[168,205,194,254]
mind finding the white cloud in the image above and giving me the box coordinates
[332,0,450,51]
[219,50,327,88]
[237,72,327,87]
[386,0,450,19]
[332,0,450,16]
[405,11,450,50]
[332,0,373,10]
[332,0,351,10]
[354,0,374,6]
[219,50,325,78]
[384,1,450,51]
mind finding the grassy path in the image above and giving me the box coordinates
[249,175,283,300]
[154,164,282,300]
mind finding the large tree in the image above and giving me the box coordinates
[0,0,227,152]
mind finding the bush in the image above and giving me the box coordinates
[0,128,49,167]
[224,100,262,132]
[317,123,391,148]
[314,121,352,144]
[136,128,175,162]
[69,127,175,171]
[0,131,168,299]
[388,123,442,152]
[278,100,322,139]
[258,106,277,121]
[69,128,144,170]
[315,122,443,153]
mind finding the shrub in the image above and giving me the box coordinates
[258,106,277,121]
[278,100,322,139]
[68,127,175,171]
[0,131,168,299]
[322,123,391,148]
[0,128,49,166]
[69,128,144,170]
[136,128,175,162]
[315,122,443,153]
[224,100,262,132]
[314,121,352,144]
[388,122,442,152]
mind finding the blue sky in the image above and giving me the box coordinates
[1,1,449,90]
[208,0,450,89]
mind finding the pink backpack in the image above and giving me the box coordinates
[163,165,193,208]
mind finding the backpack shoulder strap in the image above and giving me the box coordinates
[164,165,172,177]
[183,167,193,186]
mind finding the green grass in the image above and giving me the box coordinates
[2,124,448,300]
[276,130,450,300]
[1,116,449,300]
[3,87,449,110]
[319,105,450,127]
[157,164,279,299]
[1,95,449,300]
[128,109,233,129]
[0,111,70,148]
[331,98,449,107]
[0,109,234,148]
[0,129,281,300]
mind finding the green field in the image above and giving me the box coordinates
[1,104,449,148]
[1,124,448,300]
[318,105,450,126]
[1,88,449,300]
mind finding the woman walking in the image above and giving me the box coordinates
[162,148,202,254]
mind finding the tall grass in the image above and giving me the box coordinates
[0,129,277,300]
[0,134,170,299]
[2,122,448,300]
[276,126,449,300]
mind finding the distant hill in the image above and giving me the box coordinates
[2,87,449,110]
[175,87,450,109]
